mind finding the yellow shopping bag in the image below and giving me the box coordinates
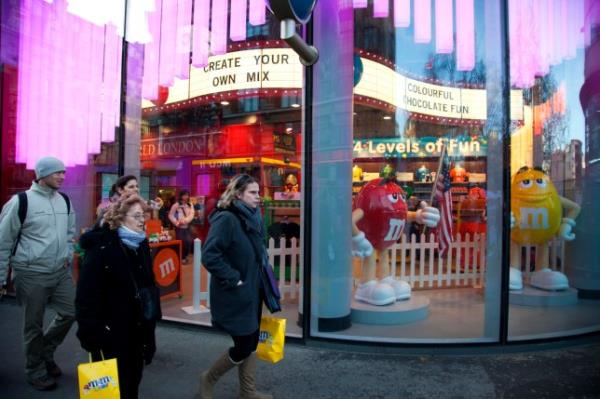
[256,316,286,363]
[78,352,120,398]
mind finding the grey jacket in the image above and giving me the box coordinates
[0,182,76,282]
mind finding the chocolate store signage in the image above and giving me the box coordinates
[353,136,487,158]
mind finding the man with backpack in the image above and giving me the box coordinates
[0,156,76,391]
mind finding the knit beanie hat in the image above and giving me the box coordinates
[35,156,65,180]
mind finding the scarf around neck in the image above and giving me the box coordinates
[118,225,146,249]
[231,200,263,234]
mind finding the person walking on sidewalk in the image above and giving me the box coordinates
[168,189,195,263]
[0,156,76,391]
[94,175,139,228]
[199,174,272,399]
[75,193,161,399]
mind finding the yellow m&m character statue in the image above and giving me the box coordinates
[509,167,581,291]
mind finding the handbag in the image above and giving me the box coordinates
[78,351,120,399]
[256,316,286,363]
[137,285,162,321]
[260,253,282,313]
[120,242,162,321]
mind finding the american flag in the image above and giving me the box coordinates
[433,153,453,258]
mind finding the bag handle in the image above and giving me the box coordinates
[88,350,105,363]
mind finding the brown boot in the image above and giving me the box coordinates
[199,351,237,399]
[238,353,272,399]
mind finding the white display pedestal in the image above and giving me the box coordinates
[509,286,578,307]
[350,294,430,325]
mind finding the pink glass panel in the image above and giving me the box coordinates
[353,0,368,8]
[456,0,475,71]
[159,0,177,86]
[192,0,210,67]
[16,0,121,168]
[435,0,453,53]
[210,0,228,55]
[374,0,389,18]
[230,0,248,41]
[176,0,193,78]
[537,0,550,75]
[559,0,568,59]
[414,0,432,43]
[142,0,162,101]
[249,0,266,26]
[394,0,410,27]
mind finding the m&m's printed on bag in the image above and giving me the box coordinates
[83,375,117,394]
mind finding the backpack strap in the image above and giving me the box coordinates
[17,192,27,226]
[58,192,71,214]
[11,192,28,257]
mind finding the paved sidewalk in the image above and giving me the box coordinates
[1,299,599,399]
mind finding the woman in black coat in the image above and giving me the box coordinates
[199,174,272,399]
[76,193,161,399]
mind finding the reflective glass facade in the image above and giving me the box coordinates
[1,0,599,345]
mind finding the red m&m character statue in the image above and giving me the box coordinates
[351,166,440,306]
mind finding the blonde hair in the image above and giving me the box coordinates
[217,174,259,209]
[103,193,150,230]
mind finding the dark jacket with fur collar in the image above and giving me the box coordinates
[203,205,265,335]
[75,226,159,360]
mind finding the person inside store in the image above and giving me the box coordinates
[159,194,175,229]
[75,193,161,399]
[199,174,272,399]
[94,175,140,228]
[168,190,195,263]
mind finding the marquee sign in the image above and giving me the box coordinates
[142,48,523,122]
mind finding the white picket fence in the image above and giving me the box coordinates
[194,238,302,309]
[360,233,488,289]
[266,237,302,300]
[191,234,565,309]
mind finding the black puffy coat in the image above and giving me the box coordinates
[203,206,264,336]
[75,226,160,362]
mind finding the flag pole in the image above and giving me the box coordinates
[422,142,448,237]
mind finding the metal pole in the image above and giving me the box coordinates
[280,19,319,66]
[117,0,129,176]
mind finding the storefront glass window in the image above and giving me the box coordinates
[507,0,600,340]
[135,6,305,337]
[310,0,507,343]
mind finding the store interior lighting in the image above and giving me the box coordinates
[220,100,230,106]
[291,103,301,108]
